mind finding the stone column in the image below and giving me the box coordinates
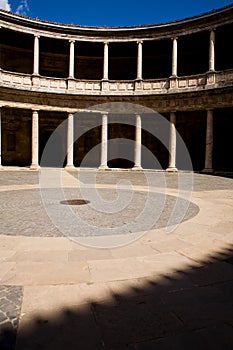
[203,109,214,172]
[172,37,178,76]
[166,112,177,171]
[69,40,75,78]
[99,113,108,169]
[0,108,2,167]
[65,113,75,169]
[133,114,142,169]
[30,110,40,169]
[209,30,215,72]
[103,42,109,80]
[33,35,40,75]
[137,41,143,80]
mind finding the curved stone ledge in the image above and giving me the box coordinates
[1,69,233,96]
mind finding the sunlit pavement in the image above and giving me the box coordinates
[0,169,233,349]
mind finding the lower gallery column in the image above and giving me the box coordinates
[30,110,40,169]
[99,113,108,169]
[133,114,142,169]
[203,109,214,172]
[0,107,2,167]
[66,113,75,169]
[166,111,177,171]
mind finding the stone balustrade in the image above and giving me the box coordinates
[1,68,233,96]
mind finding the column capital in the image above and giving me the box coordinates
[104,41,109,45]
[69,39,75,43]
[34,34,40,39]
[171,36,178,41]
[137,40,143,45]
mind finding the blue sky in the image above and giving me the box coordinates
[1,0,233,26]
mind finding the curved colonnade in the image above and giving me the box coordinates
[0,5,233,171]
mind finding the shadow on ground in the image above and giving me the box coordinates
[1,246,233,350]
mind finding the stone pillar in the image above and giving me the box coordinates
[33,35,40,75]
[203,109,214,172]
[99,113,108,169]
[133,114,142,169]
[137,41,143,80]
[65,113,75,169]
[209,30,215,72]
[0,108,2,167]
[166,112,177,172]
[172,37,178,76]
[103,42,109,80]
[30,110,40,169]
[69,40,75,78]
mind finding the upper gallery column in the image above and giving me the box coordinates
[103,42,109,80]
[203,109,214,173]
[166,112,177,172]
[69,40,75,79]
[209,30,215,72]
[137,41,143,80]
[133,114,142,169]
[171,37,178,76]
[99,113,108,169]
[33,34,40,75]
[66,113,75,169]
[30,110,40,169]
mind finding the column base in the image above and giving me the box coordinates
[166,166,178,172]
[132,165,143,170]
[30,164,40,170]
[65,164,75,170]
[98,164,109,170]
[202,168,214,173]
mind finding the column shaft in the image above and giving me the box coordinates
[203,110,214,172]
[0,108,2,167]
[69,40,75,78]
[66,113,74,168]
[209,30,215,72]
[30,110,39,169]
[99,114,108,168]
[33,35,40,75]
[166,112,177,171]
[103,42,109,80]
[133,114,142,169]
[172,37,178,76]
[137,41,143,80]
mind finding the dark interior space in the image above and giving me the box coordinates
[109,42,137,80]
[74,114,101,167]
[1,108,31,166]
[177,31,209,76]
[143,39,172,79]
[213,107,233,172]
[176,110,206,171]
[215,23,233,71]
[39,111,67,167]
[74,41,103,80]
[0,28,33,74]
[108,122,135,168]
[39,37,69,78]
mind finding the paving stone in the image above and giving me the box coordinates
[0,286,23,350]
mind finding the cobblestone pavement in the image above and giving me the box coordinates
[0,286,23,350]
[0,169,233,349]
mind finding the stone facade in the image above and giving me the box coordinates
[0,6,233,171]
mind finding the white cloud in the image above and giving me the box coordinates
[0,0,11,11]
[16,0,29,16]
